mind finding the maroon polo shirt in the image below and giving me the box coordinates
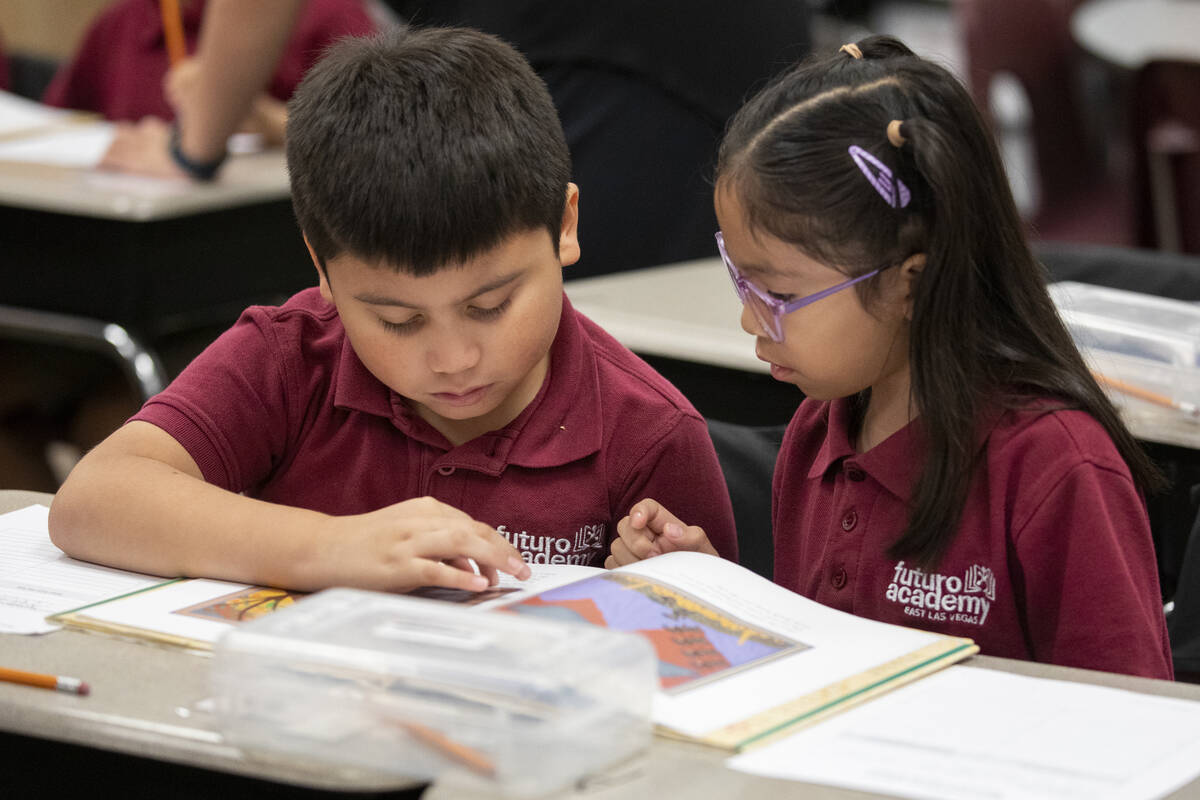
[132,289,737,567]
[773,397,1173,679]
[42,0,375,121]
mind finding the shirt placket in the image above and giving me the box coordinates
[821,459,872,611]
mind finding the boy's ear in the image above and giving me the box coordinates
[558,182,581,268]
[302,233,334,302]
[899,252,925,321]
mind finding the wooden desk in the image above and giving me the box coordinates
[566,257,1200,449]
[566,258,801,426]
[0,152,312,397]
[0,151,310,336]
[1072,0,1200,70]
[4,490,1200,799]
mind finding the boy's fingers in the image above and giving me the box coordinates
[411,523,530,580]
[417,561,491,592]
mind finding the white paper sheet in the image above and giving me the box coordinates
[729,665,1200,800]
[0,90,78,136]
[0,122,116,168]
[0,505,165,634]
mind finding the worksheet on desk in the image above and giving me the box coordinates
[729,665,1200,800]
[0,505,164,634]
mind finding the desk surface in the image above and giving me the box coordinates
[565,258,1200,450]
[1072,0,1200,70]
[5,489,1200,799]
[0,150,290,221]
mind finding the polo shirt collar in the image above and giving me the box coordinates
[330,293,602,468]
[807,396,926,499]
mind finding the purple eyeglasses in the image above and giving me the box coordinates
[715,231,892,343]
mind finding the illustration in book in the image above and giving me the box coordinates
[500,572,809,691]
[176,586,306,623]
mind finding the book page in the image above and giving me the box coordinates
[730,665,1200,800]
[59,579,306,648]
[0,505,165,634]
[493,551,969,745]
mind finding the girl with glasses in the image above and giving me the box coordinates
[609,35,1173,679]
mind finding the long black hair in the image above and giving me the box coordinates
[716,35,1164,567]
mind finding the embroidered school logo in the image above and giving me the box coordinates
[496,523,607,566]
[884,561,996,626]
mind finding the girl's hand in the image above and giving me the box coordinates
[606,499,718,568]
[312,497,530,593]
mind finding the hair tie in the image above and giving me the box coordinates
[839,43,863,59]
[887,119,907,147]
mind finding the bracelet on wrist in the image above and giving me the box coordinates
[168,124,227,181]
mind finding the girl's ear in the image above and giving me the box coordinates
[899,252,926,321]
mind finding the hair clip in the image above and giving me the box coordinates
[839,43,863,59]
[887,119,907,148]
[848,145,911,209]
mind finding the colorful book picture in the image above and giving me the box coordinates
[175,586,306,624]
[500,572,809,692]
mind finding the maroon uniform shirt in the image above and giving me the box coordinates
[132,289,738,567]
[773,397,1172,679]
[42,0,375,121]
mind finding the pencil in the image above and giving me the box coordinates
[0,666,90,695]
[399,720,495,777]
[159,0,187,67]
[1093,372,1200,420]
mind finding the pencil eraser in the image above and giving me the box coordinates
[77,682,91,696]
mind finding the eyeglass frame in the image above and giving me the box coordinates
[715,231,895,343]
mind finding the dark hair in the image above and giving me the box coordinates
[286,26,571,275]
[717,35,1164,567]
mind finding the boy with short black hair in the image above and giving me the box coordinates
[50,27,737,592]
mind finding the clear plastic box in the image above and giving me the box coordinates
[210,588,657,796]
[1050,281,1200,445]
[1049,281,1200,368]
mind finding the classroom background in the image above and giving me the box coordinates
[1,0,1199,672]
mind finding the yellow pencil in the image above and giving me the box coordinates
[0,665,90,695]
[398,720,495,777]
[159,0,187,67]
[1093,372,1200,420]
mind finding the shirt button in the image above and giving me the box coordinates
[841,510,857,531]
[831,567,848,590]
[437,466,455,476]
[845,465,866,482]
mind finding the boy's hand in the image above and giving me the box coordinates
[606,499,719,568]
[318,497,530,593]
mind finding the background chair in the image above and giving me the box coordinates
[953,0,1135,246]
[1132,59,1200,255]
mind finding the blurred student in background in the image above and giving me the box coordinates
[100,0,813,275]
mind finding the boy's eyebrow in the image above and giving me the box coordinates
[354,272,523,307]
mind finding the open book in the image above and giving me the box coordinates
[49,552,976,751]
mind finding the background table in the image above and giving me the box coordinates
[1071,0,1200,70]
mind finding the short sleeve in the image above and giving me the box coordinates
[131,309,296,493]
[1012,461,1173,679]
[613,413,739,563]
